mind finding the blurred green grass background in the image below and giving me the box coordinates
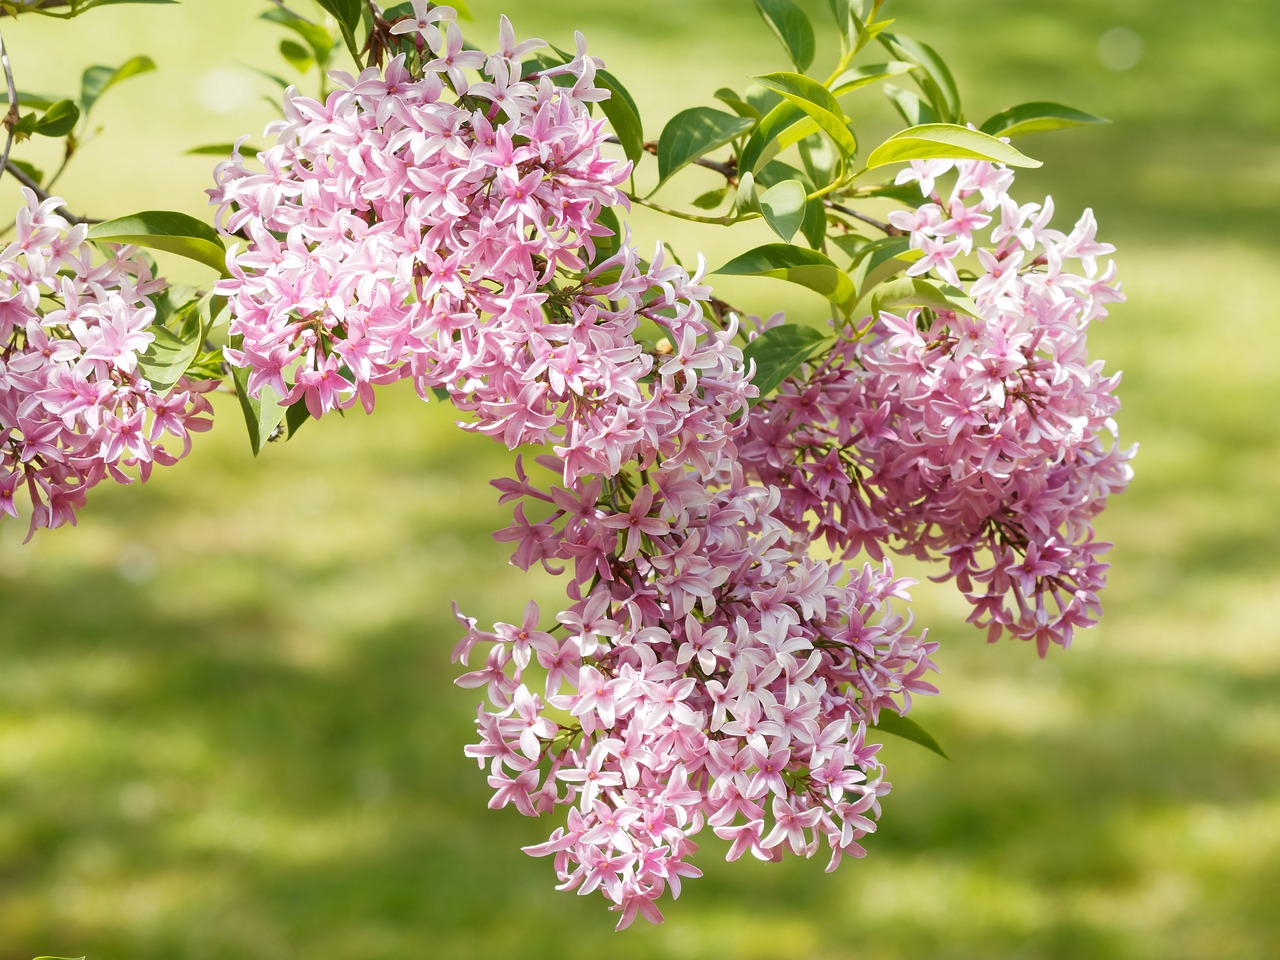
[1,1,1278,958]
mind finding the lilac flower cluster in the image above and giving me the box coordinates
[0,189,214,539]
[740,158,1135,654]
[212,7,939,928]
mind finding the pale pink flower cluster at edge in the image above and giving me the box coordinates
[0,190,215,540]
[207,5,1129,930]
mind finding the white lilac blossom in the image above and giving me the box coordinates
[0,189,215,539]
[740,158,1135,655]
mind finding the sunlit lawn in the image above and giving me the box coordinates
[1,1,1277,958]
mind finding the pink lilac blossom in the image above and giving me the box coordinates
[0,188,215,540]
[740,158,1135,655]
[211,9,938,928]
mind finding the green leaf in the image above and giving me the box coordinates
[313,0,361,33]
[798,132,837,190]
[284,394,312,440]
[849,235,920,296]
[279,38,314,73]
[753,71,858,159]
[870,275,977,319]
[691,186,729,210]
[591,205,621,265]
[260,8,334,66]
[714,87,759,120]
[715,243,855,306]
[829,60,914,97]
[9,159,44,184]
[742,323,831,402]
[759,179,807,243]
[185,142,265,156]
[33,99,80,138]
[979,101,1110,139]
[799,195,827,249]
[865,123,1041,170]
[880,32,960,122]
[655,107,753,188]
[753,0,816,72]
[0,90,58,109]
[828,232,870,265]
[137,324,200,396]
[79,54,155,114]
[596,67,644,166]
[88,211,228,275]
[231,360,289,457]
[883,83,937,126]
[738,100,819,175]
[873,710,949,759]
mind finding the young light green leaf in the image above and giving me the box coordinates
[715,243,855,305]
[185,142,265,156]
[849,235,921,295]
[865,123,1041,170]
[883,83,938,126]
[979,101,1110,139]
[759,179,808,243]
[873,710,949,759]
[231,360,289,457]
[79,55,155,115]
[279,38,314,73]
[753,0,816,72]
[655,107,753,188]
[714,87,759,120]
[753,72,858,158]
[870,275,977,319]
[829,60,914,97]
[88,211,229,275]
[596,67,644,165]
[691,186,730,210]
[260,8,334,66]
[738,100,818,175]
[880,33,960,122]
[0,90,58,109]
[33,99,80,138]
[742,323,831,402]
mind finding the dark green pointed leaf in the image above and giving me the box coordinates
[799,195,827,249]
[596,68,644,165]
[829,232,870,265]
[759,178,807,243]
[866,123,1041,170]
[743,323,831,402]
[284,395,312,440]
[753,0,816,72]
[715,243,855,305]
[980,101,1109,139]
[88,211,229,275]
[870,275,977,319]
[591,205,621,266]
[798,132,837,190]
[33,99,79,138]
[881,33,960,122]
[79,55,155,114]
[655,107,753,188]
[753,72,858,158]
[313,0,361,33]
[873,710,949,759]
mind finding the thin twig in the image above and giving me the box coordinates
[2,160,96,223]
[824,200,901,236]
[0,27,17,175]
[604,135,740,184]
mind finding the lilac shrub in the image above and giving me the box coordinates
[0,0,1134,933]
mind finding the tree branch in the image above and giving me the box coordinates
[824,200,901,236]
